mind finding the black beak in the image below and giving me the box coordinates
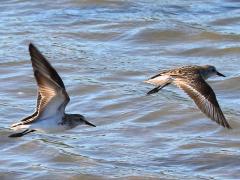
[216,71,226,77]
[84,120,96,127]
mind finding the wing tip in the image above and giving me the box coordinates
[29,42,36,52]
[222,120,232,129]
[29,43,42,58]
[213,114,232,129]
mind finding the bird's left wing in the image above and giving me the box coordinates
[174,76,231,128]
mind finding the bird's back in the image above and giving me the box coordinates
[163,65,202,78]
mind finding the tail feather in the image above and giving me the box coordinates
[10,122,23,129]
[10,122,30,131]
[144,75,172,86]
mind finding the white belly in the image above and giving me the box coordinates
[29,115,68,133]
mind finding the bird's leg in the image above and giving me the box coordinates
[9,129,36,138]
[147,83,170,95]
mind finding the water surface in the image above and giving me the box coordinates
[0,0,240,179]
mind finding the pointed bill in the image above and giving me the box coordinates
[216,71,225,77]
[84,120,96,127]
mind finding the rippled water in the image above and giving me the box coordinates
[1,0,240,179]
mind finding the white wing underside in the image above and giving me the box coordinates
[39,93,65,119]
[35,71,68,120]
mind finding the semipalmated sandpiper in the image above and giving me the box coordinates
[9,44,96,137]
[144,65,231,129]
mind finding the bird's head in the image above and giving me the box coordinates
[201,65,225,79]
[66,114,96,128]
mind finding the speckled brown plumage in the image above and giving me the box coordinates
[145,65,231,129]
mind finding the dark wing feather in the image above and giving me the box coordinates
[29,43,65,89]
[175,77,231,129]
[20,92,41,122]
[19,44,70,125]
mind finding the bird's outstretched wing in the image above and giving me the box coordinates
[13,43,70,126]
[174,76,231,128]
[33,70,69,119]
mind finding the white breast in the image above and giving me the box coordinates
[29,114,68,133]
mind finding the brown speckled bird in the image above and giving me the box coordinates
[144,65,231,129]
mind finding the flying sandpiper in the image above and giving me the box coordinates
[9,43,96,137]
[144,65,231,128]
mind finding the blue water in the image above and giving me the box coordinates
[0,0,240,179]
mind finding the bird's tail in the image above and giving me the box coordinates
[144,75,172,95]
[144,75,172,86]
[10,122,30,131]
